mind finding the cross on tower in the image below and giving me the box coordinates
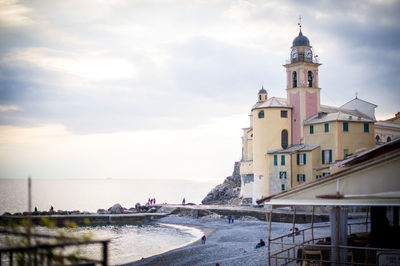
[298,15,303,29]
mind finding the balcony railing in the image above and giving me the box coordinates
[0,228,110,265]
[285,56,319,65]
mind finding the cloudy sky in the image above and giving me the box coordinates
[0,0,399,180]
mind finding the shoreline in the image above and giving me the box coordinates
[124,215,273,266]
[129,221,218,265]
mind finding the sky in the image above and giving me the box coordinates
[0,0,399,181]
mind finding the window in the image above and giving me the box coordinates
[376,135,380,142]
[293,71,297,88]
[387,136,392,142]
[259,95,262,101]
[274,155,277,166]
[281,184,285,191]
[297,153,306,165]
[308,71,313,87]
[281,130,288,149]
[322,149,332,164]
[316,175,321,180]
[322,172,330,177]
[364,123,369,132]
[258,110,264,119]
[343,122,348,132]
[281,155,285,165]
[310,125,314,134]
[281,110,288,118]
[297,174,306,182]
[324,123,329,132]
[344,149,349,158]
[279,171,287,179]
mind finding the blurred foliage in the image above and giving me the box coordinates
[1,217,95,265]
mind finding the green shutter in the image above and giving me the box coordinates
[329,150,332,163]
[304,154,307,164]
[343,122,348,132]
[325,123,329,132]
[281,155,285,165]
[310,125,314,134]
[322,150,325,164]
[297,153,299,165]
[303,175,306,182]
[274,155,277,165]
[364,123,369,132]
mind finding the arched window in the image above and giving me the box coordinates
[387,136,392,142]
[258,110,264,119]
[281,129,288,149]
[292,72,297,88]
[375,135,380,142]
[308,71,313,87]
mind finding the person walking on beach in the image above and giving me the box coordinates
[182,197,186,205]
[201,235,206,244]
[228,215,232,224]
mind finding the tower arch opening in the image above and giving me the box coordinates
[281,130,288,149]
[308,71,313,87]
[293,72,297,88]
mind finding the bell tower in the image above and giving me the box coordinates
[284,23,321,145]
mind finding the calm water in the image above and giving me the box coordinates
[0,223,203,265]
[0,178,214,264]
[0,178,219,213]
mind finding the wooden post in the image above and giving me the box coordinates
[335,206,340,265]
[292,207,296,243]
[311,206,315,243]
[28,177,32,248]
[268,206,272,266]
[102,241,108,266]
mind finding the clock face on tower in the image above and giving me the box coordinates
[305,48,312,59]
[291,49,298,59]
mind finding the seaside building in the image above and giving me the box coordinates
[375,112,400,143]
[259,138,400,265]
[239,25,382,204]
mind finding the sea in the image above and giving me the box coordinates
[0,178,219,264]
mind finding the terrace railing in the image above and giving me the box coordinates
[0,229,110,266]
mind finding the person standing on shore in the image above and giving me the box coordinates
[182,198,186,205]
[201,235,206,244]
[228,215,232,224]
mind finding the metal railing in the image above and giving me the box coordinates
[267,207,373,266]
[285,56,319,65]
[271,241,399,266]
[0,229,109,266]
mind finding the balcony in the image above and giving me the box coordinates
[285,55,319,65]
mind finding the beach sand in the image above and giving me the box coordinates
[125,215,314,266]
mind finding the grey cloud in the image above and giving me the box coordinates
[1,0,399,133]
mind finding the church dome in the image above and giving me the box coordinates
[258,87,267,94]
[292,30,310,46]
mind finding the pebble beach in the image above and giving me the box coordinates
[125,215,320,266]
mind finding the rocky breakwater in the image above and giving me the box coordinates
[202,161,242,205]
[1,203,167,226]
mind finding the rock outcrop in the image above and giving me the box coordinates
[202,161,241,205]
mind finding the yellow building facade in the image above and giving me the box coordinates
[240,27,377,204]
